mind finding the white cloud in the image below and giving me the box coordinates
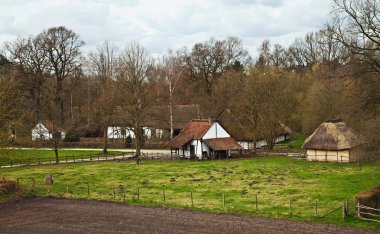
[0,0,332,58]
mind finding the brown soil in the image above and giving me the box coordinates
[0,197,378,234]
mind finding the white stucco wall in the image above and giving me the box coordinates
[203,123,230,140]
[32,124,51,140]
[306,149,350,162]
[107,126,154,139]
[31,123,65,140]
[238,134,289,150]
[181,140,211,159]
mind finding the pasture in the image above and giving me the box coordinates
[1,156,379,230]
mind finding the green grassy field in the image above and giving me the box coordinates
[274,134,308,150]
[1,156,379,230]
[0,149,125,165]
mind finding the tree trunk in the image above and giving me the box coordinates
[56,78,64,126]
[169,81,174,139]
[135,127,141,157]
[103,126,108,155]
[54,141,59,164]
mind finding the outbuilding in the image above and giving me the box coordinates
[302,119,360,162]
[31,120,66,141]
[170,119,242,159]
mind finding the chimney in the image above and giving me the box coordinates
[208,117,213,125]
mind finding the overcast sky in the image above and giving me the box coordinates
[0,0,332,58]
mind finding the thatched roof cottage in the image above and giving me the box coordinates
[302,119,360,162]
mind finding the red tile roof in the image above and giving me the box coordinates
[169,120,211,148]
[41,120,66,133]
[203,137,243,151]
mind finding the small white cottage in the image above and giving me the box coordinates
[31,120,66,141]
[170,119,242,159]
[302,119,360,162]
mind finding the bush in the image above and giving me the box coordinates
[63,128,80,142]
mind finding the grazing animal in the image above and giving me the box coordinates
[45,174,54,185]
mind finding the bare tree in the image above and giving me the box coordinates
[4,35,48,121]
[159,50,186,139]
[243,67,303,150]
[183,36,250,96]
[330,0,380,158]
[0,67,24,146]
[116,42,155,157]
[88,41,118,154]
[332,0,380,74]
[38,26,85,126]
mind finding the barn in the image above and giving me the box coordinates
[170,119,242,159]
[302,119,360,162]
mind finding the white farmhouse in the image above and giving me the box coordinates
[170,119,242,159]
[31,120,66,140]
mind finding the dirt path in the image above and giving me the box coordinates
[0,198,377,234]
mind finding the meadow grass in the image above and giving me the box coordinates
[1,156,379,230]
[275,134,308,150]
[0,149,125,165]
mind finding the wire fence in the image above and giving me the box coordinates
[0,152,179,168]
[9,176,354,221]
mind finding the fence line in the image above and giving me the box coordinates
[10,177,354,222]
[357,203,380,223]
[0,152,181,168]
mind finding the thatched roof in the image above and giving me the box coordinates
[302,120,359,150]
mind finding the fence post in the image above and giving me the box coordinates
[357,203,361,218]
[73,155,75,163]
[137,187,140,200]
[87,183,90,196]
[90,155,92,161]
[314,201,318,217]
[123,186,126,203]
[345,200,348,214]
[255,194,258,210]
[190,191,194,207]
[66,184,69,193]
[163,189,166,203]
[342,201,346,219]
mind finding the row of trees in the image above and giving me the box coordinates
[0,0,379,160]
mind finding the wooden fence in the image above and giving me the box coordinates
[357,203,380,223]
[9,177,355,222]
[0,152,178,169]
